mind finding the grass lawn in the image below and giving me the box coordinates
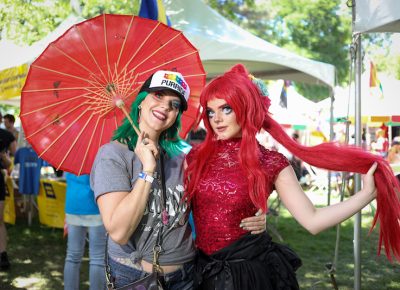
[270,209,400,289]
[1,219,88,290]
[268,190,400,290]
[1,190,400,289]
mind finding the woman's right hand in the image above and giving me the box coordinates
[135,132,159,172]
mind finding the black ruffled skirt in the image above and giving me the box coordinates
[194,232,302,290]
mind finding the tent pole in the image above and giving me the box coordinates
[353,32,362,290]
[327,87,335,206]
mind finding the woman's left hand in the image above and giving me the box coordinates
[361,162,378,199]
[240,209,266,234]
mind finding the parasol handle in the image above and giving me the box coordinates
[115,99,141,135]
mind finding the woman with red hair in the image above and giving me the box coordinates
[185,64,400,289]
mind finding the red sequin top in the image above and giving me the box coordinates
[189,138,289,255]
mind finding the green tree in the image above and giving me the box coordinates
[80,0,139,19]
[269,0,351,83]
[206,0,351,100]
[205,0,256,21]
[0,0,140,45]
[0,0,72,45]
[0,104,19,116]
[270,0,353,100]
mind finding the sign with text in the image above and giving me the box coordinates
[37,179,66,228]
[3,177,16,225]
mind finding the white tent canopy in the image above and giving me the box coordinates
[0,41,31,71]
[164,0,335,88]
[354,0,400,33]
[268,80,317,127]
[318,73,400,118]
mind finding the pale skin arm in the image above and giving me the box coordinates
[275,163,377,235]
[97,132,159,245]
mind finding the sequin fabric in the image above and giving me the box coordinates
[191,138,289,255]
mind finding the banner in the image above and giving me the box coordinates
[3,177,16,225]
[37,179,66,229]
[369,61,383,99]
[0,64,28,100]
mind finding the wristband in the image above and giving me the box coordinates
[138,171,154,184]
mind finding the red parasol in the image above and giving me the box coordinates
[21,14,206,175]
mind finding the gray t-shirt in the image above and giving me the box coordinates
[90,142,195,265]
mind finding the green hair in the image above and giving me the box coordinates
[112,91,189,157]
[251,77,269,96]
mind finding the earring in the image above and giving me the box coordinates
[138,105,142,110]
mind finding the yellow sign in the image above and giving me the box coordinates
[37,179,66,229]
[4,177,16,225]
[0,64,28,100]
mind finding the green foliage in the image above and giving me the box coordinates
[80,0,140,19]
[272,0,351,81]
[206,0,351,100]
[295,83,330,102]
[0,0,141,45]
[205,0,399,100]
[206,0,350,100]
[267,0,352,100]
[0,0,72,45]
[0,105,20,116]
[205,0,256,21]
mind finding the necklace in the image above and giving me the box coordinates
[153,168,169,225]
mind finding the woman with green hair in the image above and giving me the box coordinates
[90,70,266,289]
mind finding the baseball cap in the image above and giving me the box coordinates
[139,70,190,111]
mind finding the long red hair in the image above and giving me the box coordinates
[184,64,400,262]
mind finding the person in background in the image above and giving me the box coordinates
[0,115,17,271]
[3,114,19,141]
[63,173,106,290]
[387,137,400,164]
[374,128,389,158]
[187,128,207,146]
[184,64,400,289]
[289,132,304,180]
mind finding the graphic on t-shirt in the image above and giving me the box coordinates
[142,183,188,234]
